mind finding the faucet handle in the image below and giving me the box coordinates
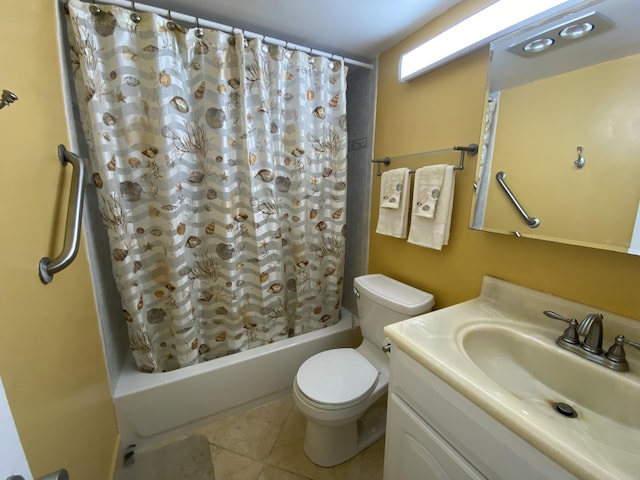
[605,335,640,369]
[543,310,580,345]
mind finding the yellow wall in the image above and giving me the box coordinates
[485,53,640,250]
[372,0,640,320]
[0,2,118,478]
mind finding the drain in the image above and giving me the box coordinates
[552,402,578,418]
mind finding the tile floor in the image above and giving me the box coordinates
[120,434,215,480]
[199,394,385,480]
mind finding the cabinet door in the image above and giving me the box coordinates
[384,393,486,480]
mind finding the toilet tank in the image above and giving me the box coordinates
[354,274,434,348]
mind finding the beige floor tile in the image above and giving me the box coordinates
[267,434,319,478]
[210,445,263,480]
[315,455,362,480]
[258,465,312,480]
[118,434,214,480]
[241,395,295,430]
[200,395,386,480]
[359,438,385,480]
[267,407,320,478]
[273,404,307,444]
[202,396,293,460]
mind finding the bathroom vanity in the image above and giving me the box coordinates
[383,277,640,480]
[384,347,576,479]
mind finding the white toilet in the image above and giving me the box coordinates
[293,274,434,467]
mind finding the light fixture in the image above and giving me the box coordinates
[507,11,610,58]
[399,0,572,82]
[523,38,554,53]
[560,22,594,39]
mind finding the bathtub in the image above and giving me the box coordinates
[113,311,355,448]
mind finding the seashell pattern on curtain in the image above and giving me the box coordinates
[64,0,348,373]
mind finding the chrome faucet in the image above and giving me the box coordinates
[576,313,604,354]
[543,310,640,372]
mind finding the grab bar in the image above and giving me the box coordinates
[39,145,86,284]
[495,171,540,228]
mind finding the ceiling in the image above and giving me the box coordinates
[143,0,464,62]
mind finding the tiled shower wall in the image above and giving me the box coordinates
[83,172,130,392]
[79,62,378,390]
[342,64,377,317]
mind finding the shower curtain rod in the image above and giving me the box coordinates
[79,0,374,70]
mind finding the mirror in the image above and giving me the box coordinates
[470,0,640,255]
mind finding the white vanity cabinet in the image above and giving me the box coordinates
[383,346,577,480]
[385,391,485,479]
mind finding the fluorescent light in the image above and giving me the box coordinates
[399,0,571,82]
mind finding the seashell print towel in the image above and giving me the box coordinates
[413,165,447,218]
[408,165,455,250]
[376,168,411,238]
[380,168,406,209]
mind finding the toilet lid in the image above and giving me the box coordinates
[296,348,379,406]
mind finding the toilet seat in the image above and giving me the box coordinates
[296,348,379,407]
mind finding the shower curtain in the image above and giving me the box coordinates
[64,0,348,373]
[471,93,499,230]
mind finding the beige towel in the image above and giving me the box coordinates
[380,168,406,209]
[413,165,447,218]
[408,165,455,249]
[376,168,411,238]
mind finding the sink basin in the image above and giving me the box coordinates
[384,276,640,480]
[461,324,640,452]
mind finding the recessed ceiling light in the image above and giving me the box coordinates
[506,11,611,58]
[523,38,555,53]
[560,22,595,39]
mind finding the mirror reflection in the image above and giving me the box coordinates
[470,0,640,255]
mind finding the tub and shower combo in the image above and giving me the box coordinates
[56,0,372,451]
[114,312,354,447]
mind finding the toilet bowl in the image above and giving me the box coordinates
[293,274,434,467]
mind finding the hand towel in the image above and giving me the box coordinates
[408,165,455,249]
[376,168,411,238]
[413,165,447,218]
[380,168,406,209]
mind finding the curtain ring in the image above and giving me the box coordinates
[284,42,293,59]
[89,0,102,15]
[330,54,344,70]
[130,1,141,23]
[233,27,247,46]
[194,17,204,38]
[167,10,177,31]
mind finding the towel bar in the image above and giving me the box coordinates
[495,171,540,228]
[372,143,478,176]
[39,145,86,284]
